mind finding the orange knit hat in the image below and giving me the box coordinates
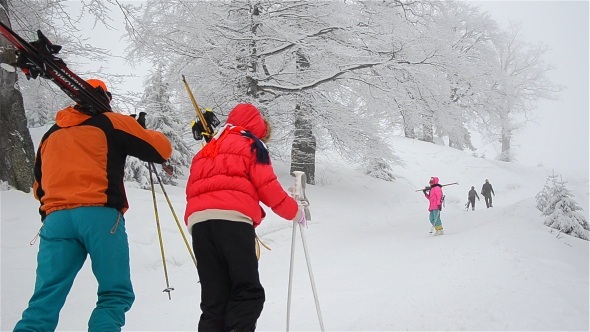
[86,78,108,92]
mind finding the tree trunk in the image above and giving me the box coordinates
[0,5,35,192]
[400,109,415,139]
[290,104,316,185]
[420,123,434,143]
[499,128,512,162]
[289,49,316,184]
[418,108,434,143]
[449,137,458,149]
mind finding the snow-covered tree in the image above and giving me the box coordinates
[540,174,589,241]
[363,157,396,182]
[535,172,558,212]
[125,65,193,188]
[125,0,432,182]
[486,23,561,162]
[123,0,562,181]
[425,1,499,150]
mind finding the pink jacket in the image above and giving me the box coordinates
[184,104,298,228]
[424,176,443,211]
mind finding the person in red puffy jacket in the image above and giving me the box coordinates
[185,103,301,331]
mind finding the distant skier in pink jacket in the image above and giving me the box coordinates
[423,176,444,236]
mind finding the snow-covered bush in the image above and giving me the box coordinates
[364,158,395,182]
[537,173,589,240]
[535,173,557,212]
[124,66,193,188]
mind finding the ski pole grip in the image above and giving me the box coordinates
[292,171,304,199]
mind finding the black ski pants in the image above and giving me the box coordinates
[192,220,265,332]
[467,197,476,210]
[484,194,493,208]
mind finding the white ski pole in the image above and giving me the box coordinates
[286,171,302,332]
[298,220,325,331]
[286,171,324,332]
[286,210,297,332]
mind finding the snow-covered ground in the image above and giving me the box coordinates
[1,128,588,331]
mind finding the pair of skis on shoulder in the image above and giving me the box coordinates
[0,22,111,114]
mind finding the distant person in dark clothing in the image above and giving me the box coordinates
[481,179,495,208]
[467,186,480,211]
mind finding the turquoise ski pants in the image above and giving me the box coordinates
[14,206,135,332]
[429,210,443,230]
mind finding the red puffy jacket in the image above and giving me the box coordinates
[184,104,298,229]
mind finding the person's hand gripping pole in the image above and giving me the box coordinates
[290,171,311,227]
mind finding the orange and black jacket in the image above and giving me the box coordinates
[33,106,173,220]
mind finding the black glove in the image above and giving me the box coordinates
[15,51,43,79]
[31,30,62,56]
[438,205,442,211]
[192,120,206,141]
[16,30,63,80]
[131,112,147,128]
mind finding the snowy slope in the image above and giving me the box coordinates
[1,129,588,331]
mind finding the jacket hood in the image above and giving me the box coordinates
[226,104,267,139]
[55,106,92,128]
[430,176,440,185]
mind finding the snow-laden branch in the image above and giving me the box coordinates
[258,51,436,93]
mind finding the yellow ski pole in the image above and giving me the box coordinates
[149,162,198,270]
[148,162,174,300]
[181,75,212,139]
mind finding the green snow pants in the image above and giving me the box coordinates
[429,209,443,230]
[14,206,135,332]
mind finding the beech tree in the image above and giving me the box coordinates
[423,1,499,150]
[119,0,561,183]
[125,0,445,183]
[486,23,561,161]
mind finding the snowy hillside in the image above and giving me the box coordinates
[1,128,588,331]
